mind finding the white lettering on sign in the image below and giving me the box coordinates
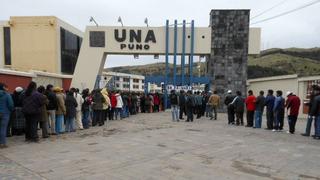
[114,29,156,51]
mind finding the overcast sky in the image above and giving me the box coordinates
[1,0,320,67]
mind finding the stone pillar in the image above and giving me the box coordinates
[207,10,250,111]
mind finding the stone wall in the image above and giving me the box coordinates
[207,10,250,110]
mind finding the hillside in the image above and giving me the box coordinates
[105,48,320,79]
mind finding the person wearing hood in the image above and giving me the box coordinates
[101,88,111,122]
[115,91,124,120]
[0,83,14,148]
[71,88,84,130]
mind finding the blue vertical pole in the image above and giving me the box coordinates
[189,20,195,86]
[181,20,186,86]
[173,20,178,88]
[164,20,169,109]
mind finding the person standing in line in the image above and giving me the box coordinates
[140,93,145,113]
[208,90,220,120]
[264,89,275,130]
[179,90,186,120]
[205,91,212,118]
[110,91,117,120]
[273,90,285,132]
[54,87,66,134]
[195,91,203,119]
[285,92,301,134]
[186,90,195,122]
[115,91,124,120]
[0,83,14,148]
[254,91,265,128]
[301,85,320,137]
[245,90,256,127]
[169,90,179,122]
[11,87,25,136]
[45,84,58,135]
[71,88,84,130]
[92,89,105,126]
[310,90,320,140]
[233,91,245,126]
[37,86,49,138]
[153,93,160,112]
[81,89,91,129]
[65,91,78,132]
[22,82,45,142]
[224,90,236,124]
[101,88,111,123]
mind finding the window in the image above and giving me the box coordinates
[116,83,120,88]
[3,27,11,65]
[142,80,145,83]
[142,85,145,89]
[115,76,120,81]
[123,84,130,88]
[123,77,130,82]
[60,27,82,74]
[133,79,139,83]
[133,85,139,89]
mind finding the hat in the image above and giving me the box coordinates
[53,87,63,92]
[227,90,232,94]
[208,90,212,93]
[15,87,23,93]
[286,91,293,96]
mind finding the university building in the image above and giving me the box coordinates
[0,16,83,92]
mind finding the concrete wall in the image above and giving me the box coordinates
[247,75,298,97]
[9,16,58,73]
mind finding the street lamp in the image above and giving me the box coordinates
[118,16,123,27]
[144,18,149,27]
[89,16,99,27]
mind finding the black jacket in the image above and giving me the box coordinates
[65,95,78,118]
[233,96,245,113]
[225,94,236,106]
[46,91,58,110]
[179,94,186,106]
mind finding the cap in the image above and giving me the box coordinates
[15,87,23,93]
[286,91,293,96]
[227,90,232,94]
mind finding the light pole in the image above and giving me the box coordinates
[89,16,99,26]
[118,16,123,27]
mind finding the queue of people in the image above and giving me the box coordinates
[224,87,320,140]
[0,81,165,148]
[169,90,221,122]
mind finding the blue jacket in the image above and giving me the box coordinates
[0,90,14,114]
[265,95,275,111]
[273,96,285,112]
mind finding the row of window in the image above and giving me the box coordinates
[113,77,144,83]
[115,84,144,89]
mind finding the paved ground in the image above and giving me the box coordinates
[1,112,320,180]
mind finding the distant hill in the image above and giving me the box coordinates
[105,47,320,79]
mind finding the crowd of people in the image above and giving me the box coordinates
[169,90,221,122]
[168,86,320,141]
[0,81,164,148]
[1,81,320,148]
[223,86,320,140]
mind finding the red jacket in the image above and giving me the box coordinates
[153,95,160,105]
[245,95,256,111]
[286,95,301,116]
[110,94,117,108]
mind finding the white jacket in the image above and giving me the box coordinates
[74,93,84,111]
[116,94,123,108]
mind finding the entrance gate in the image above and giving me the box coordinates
[71,20,212,108]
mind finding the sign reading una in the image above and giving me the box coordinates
[114,29,156,50]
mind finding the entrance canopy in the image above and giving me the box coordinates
[71,25,211,90]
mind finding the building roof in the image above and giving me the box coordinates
[102,71,145,79]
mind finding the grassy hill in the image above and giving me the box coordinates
[105,48,320,79]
